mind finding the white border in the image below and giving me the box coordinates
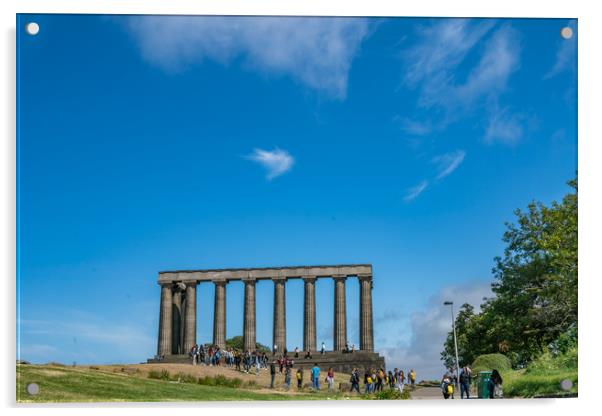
[2,1,601,416]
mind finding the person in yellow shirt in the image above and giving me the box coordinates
[410,369,416,388]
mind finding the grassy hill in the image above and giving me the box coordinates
[16,363,366,403]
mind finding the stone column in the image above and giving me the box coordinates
[213,280,227,348]
[183,281,197,353]
[243,278,256,352]
[272,277,286,353]
[359,274,374,351]
[303,276,317,352]
[172,285,183,354]
[333,275,347,351]
[157,283,173,356]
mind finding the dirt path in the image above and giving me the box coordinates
[97,363,351,394]
[410,386,444,400]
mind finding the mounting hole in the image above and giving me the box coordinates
[26,383,40,395]
[560,27,573,40]
[560,379,573,391]
[26,22,40,36]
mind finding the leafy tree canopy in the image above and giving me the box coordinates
[442,177,577,368]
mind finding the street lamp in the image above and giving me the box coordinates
[444,301,460,386]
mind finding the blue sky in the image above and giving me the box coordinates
[17,15,577,379]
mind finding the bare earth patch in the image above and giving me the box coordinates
[95,363,352,394]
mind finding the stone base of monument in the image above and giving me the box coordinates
[147,350,386,374]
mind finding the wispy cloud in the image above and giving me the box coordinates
[399,20,524,144]
[404,180,429,202]
[18,315,155,364]
[484,107,525,145]
[246,148,294,180]
[123,16,370,99]
[432,150,466,180]
[544,23,577,80]
[395,116,433,136]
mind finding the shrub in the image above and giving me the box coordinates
[526,347,577,374]
[148,369,171,380]
[175,372,197,384]
[472,353,512,374]
[243,380,259,389]
[197,376,216,386]
[366,389,410,400]
[89,366,100,370]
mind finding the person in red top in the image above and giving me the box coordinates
[326,367,335,391]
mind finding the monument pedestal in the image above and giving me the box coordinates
[148,350,386,374]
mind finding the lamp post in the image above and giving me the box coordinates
[444,301,460,386]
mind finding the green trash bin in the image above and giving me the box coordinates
[477,371,492,398]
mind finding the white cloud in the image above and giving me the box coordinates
[246,148,294,180]
[544,25,577,80]
[432,150,466,180]
[403,180,429,202]
[380,281,492,380]
[456,25,521,106]
[18,315,155,364]
[395,116,433,136]
[400,20,524,143]
[484,107,525,144]
[124,16,370,99]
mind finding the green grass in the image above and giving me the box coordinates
[16,364,373,403]
[501,368,577,398]
[16,364,299,403]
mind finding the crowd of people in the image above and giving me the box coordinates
[440,366,503,399]
[185,343,419,394]
[185,344,504,399]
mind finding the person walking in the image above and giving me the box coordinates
[311,363,321,390]
[488,369,503,399]
[459,366,471,399]
[397,370,405,393]
[269,360,276,389]
[326,367,335,392]
[350,368,360,393]
[284,365,291,391]
[296,367,304,390]
[409,369,416,388]
[370,369,376,393]
[190,345,197,365]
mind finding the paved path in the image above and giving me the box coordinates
[410,386,444,400]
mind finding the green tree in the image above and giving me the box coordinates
[441,177,577,367]
[224,336,271,352]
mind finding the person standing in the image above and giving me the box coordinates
[350,368,360,393]
[321,342,326,355]
[311,363,321,390]
[296,367,304,390]
[488,369,503,399]
[459,366,471,399]
[410,369,416,388]
[326,367,335,392]
[284,365,291,391]
[269,360,276,389]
